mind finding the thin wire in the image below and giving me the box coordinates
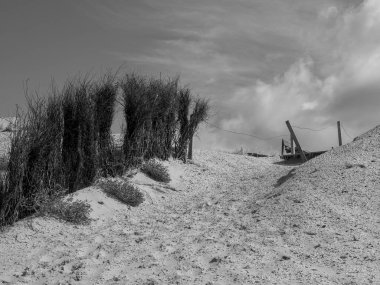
[292,125,333,132]
[341,123,354,140]
[205,122,287,141]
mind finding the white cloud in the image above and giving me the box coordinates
[302,101,318,111]
[92,0,380,153]
[206,0,380,152]
[320,6,338,20]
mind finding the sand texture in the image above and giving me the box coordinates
[0,126,379,284]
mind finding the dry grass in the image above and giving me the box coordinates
[120,74,209,164]
[141,160,171,183]
[0,72,208,227]
[42,198,92,225]
[96,178,144,207]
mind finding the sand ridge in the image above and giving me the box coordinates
[0,126,379,284]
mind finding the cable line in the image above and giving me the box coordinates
[205,122,287,141]
[341,123,354,140]
[292,125,333,132]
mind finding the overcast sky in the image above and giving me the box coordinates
[1,0,379,153]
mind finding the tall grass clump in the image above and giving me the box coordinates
[120,74,158,164]
[0,74,121,227]
[174,91,209,162]
[120,74,208,164]
[0,93,65,225]
[92,74,120,177]
[93,73,118,150]
[186,97,209,152]
[21,95,65,217]
[175,88,191,161]
[61,78,97,192]
[146,77,179,160]
[0,71,208,228]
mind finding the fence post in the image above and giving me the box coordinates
[285,120,307,162]
[290,135,294,155]
[281,139,284,156]
[337,121,342,146]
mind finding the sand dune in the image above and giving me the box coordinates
[0,126,379,284]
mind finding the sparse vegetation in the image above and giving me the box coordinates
[141,159,171,183]
[345,163,366,169]
[0,71,209,227]
[0,76,112,226]
[96,178,144,207]
[43,198,92,225]
[232,147,245,155]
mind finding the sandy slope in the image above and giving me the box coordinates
[0,127,379,284]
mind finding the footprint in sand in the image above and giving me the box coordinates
[76,235,107,259]
[39,254,54,265]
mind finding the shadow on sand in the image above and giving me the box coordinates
[273,158,305,166]
[274,168,296,187]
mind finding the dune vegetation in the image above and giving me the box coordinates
[0,72,209,227]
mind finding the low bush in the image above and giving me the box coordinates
[32,187,92,225]
[96,178,144,207]
[44,198,92,225]
[141,160,171,183]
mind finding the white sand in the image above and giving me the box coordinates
[0,126,379,284]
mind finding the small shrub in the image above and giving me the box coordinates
[141,160,171,183]
[96,178,144,207]
[345,163,366,169]
[31,186,91,225]
[45,198,92,225]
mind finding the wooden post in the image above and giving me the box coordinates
[188,135,193,160]
[290,135,294,155]
[281,139,284,156]
[337,121,342,146]
[285,120,307,162]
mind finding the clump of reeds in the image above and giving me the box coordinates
[61,77,97,192]
[92,73,119,177]
[120,74,209,164]
[175,88,191,161]
[0,71,209,228]
[120,74,151,164]
[0,91,67,224]
[0,74,120,227]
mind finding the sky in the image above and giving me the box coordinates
[1,0,379,153]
